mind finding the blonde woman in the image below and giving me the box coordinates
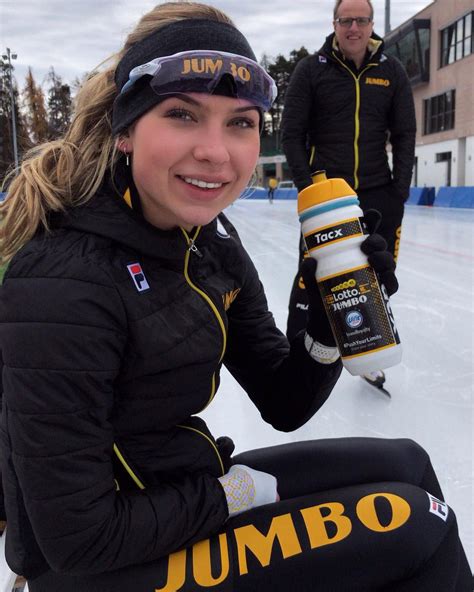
[0,3,470,591]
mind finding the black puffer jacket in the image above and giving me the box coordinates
[0,176,341,579]
[282,32,416,200]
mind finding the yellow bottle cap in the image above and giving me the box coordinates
[297,170,356,214]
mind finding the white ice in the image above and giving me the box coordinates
[201,199,474,570]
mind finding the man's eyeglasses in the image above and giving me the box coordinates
[335,17,372,27]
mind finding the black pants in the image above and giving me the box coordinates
[286,184,405,341]
[29,438,472,591]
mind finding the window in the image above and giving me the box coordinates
[435,152,451,163]
[418,28,430,74]
[423,90,455,135]
[440,12,473,67]
[398,30,420,78]
[384,20,430,85]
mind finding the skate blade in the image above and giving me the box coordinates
[361,378,391,398]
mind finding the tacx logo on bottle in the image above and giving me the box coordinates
[304,218,363,252]
[127,262,150,292]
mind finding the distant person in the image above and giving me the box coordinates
[282,0,416,393]
[0,2,471,592]
[267,176,278,203]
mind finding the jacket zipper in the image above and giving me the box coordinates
[332,54,378,190]
[180,226,227,378]
[179,226,227,475]
[112,228,227,488]
[113,443,146,489]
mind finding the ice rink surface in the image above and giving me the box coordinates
[201,199,473,570]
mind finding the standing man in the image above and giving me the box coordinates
[267,177,278,203]
[282,0,416,392]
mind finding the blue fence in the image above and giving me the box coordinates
[409,186,474,208]
[432,186,474,209]
[241,186,474,208]
[2,187,472,207]
[242,187,298,200]
[406,186,436,206]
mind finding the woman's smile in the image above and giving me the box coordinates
[127,92,260,230]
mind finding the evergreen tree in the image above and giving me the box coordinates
[47,67,72,139]
[260,53,271,72]
[259,54,272,137]
[0,58,29,182]
[289,47,311,65]
[266,47,309,148]
[267,54,290,145]
[0,59,13,178]
[23,67,49,144]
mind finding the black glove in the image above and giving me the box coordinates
[216,436,235,472]
[300,256,335,347]
[360,209,398,297]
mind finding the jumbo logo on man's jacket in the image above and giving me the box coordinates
[155,491,411,591]
[365,77,391,87]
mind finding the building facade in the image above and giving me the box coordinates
[385,0,473,189]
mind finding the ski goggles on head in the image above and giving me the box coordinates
[119,50,277,112]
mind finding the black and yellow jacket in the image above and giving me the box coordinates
[282,32,416,200]
[0,173,341,579]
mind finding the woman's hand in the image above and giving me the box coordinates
[218,464,279,517]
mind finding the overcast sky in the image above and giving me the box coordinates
[1,0,434,89]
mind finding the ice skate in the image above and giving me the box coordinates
[361,370,391,398]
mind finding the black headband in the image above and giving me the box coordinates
[112,19,257,135]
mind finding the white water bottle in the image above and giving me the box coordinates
[298,171,402,376]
